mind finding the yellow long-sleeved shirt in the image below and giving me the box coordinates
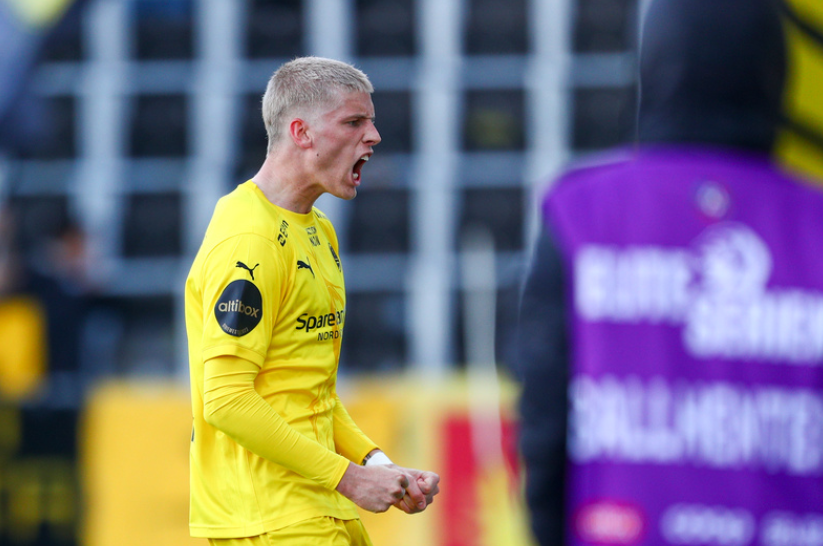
[185,181,378,538]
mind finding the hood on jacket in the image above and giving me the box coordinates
[637,0,786,152]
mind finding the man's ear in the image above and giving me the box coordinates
[288,118,313,149]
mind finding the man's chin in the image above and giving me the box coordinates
[335,186,358,200]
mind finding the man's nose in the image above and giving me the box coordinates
[365,122,381,146]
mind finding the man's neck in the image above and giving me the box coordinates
[252,153,320,214]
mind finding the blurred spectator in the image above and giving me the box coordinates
[0,201,98,402]
[24,218,93,407]
[0,206,94,401]
[517,0,823,545]
[0,209,46,401]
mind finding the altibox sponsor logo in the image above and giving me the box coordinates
[214,279,263,337]
[660,504,754,546]
[574,222,823,364]
[575,500,644,544]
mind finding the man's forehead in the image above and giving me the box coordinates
[323,91,375,117]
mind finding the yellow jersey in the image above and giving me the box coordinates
[185,181,378,538]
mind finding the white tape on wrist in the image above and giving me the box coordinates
[364,451,393,466]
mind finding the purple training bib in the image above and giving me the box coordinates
[544,146,823,546]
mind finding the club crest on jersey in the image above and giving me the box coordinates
[214,279,263,337]
[306,226,321,247]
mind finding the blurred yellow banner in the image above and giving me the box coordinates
[80,382,204,546]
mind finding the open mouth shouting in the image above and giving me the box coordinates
[352,154,370,184]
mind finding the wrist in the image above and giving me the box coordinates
[362,450,393,466]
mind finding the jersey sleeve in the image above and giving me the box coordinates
[197,234,284,367]
[332,394,380,464]
[203,355,351,490]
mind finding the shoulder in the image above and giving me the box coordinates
[195,183,292,273]
[542,147,637,202]
[311,206,333,228]
[558,147,636,186]
[208,182,282,244]
[311,206,339,245]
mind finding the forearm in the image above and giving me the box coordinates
[332,394,379,464]
[203,355,350,490]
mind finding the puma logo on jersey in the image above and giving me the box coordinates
[297,259,315,278]
[236,261,259,280]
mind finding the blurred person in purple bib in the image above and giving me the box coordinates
[516,1,823,545]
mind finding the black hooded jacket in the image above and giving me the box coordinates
[516,1,787,545]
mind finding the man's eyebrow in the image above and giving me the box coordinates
[345,113,376,122]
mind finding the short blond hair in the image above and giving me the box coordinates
[261,57,374,153]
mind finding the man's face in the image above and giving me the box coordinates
[309,91,381,200]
